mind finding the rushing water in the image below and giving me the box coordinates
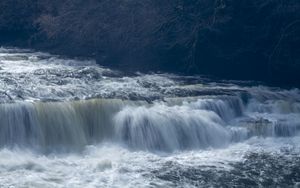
[0,47,300,187]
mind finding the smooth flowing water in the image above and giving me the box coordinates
[0,47,300,187]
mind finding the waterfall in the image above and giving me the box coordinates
[0,95,299,153]
[0,99,123,152]
[0,48,300,152]
[1,48,300,187]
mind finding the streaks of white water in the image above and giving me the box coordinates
[114,102,230,151]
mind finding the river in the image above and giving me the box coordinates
[0,47,300,187]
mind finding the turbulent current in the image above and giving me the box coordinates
[0,47,300,187]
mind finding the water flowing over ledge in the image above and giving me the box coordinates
[0,95,299,153]
[1,48,300,187]
[0,48,300,153]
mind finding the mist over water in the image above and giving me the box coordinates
[0,48,300,187]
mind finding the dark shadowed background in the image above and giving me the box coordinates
[0,0,299,87]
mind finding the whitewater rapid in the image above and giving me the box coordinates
[0,47,300,187]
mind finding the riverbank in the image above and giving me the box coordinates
[1,0,299,87]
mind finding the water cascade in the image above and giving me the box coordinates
[0,48,300,187]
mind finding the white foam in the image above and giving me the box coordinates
[1,47,300,187]
[0,136,299,187]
